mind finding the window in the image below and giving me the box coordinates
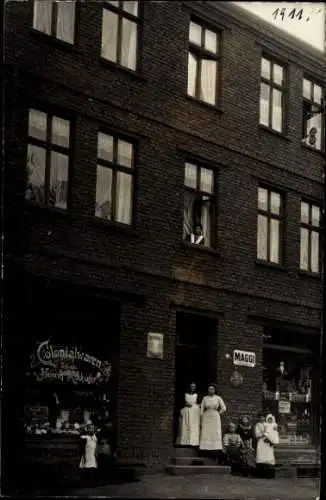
[101,1,139,71]
[187,20,221,106]
[260,56,286,133]
[302,78,324,151]
[300,201,321,273]
[96,132,134,225]
[32,0,76,44]
[257,187,283,264]
[26,109,70,209]
[183,162,215,247]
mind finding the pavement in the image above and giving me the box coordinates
[68,473,320,499]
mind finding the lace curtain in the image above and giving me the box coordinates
[56,1,76,44]
[102,7,137,70]
[260,84,282,132]
[200,59,217,105]
[33,1,52,34]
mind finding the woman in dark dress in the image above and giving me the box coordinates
[238,415,256,476]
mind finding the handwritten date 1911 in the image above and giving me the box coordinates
[272,8,305,21]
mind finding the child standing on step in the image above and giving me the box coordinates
[223,422,243,474]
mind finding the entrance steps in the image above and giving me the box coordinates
[275,445,320,479]
[165,446,231,476]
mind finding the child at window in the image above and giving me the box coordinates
[189,223,205,245]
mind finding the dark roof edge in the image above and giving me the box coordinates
[209,1,325,64]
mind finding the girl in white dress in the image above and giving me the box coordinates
[199,384,226,461]
[255,413,279,478]
[80,424,98,485]
[178,383,201,447]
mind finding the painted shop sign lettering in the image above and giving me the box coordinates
[233,350,256,368]
[27,339,112,385]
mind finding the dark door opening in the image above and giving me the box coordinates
[173,312,217,444]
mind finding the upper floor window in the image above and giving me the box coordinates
[26,109,70,209]
[33,0,76,44]
[96,132,135,225]
[302,78,324,151]
[101,1,139,71]
[187,20,221,106]
[183,162,215,247]
[300,201,321,273]
[260,56,286,133]
[257,187,283,264]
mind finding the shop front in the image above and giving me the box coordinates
[262,326,320,448]
[3,280,119,493]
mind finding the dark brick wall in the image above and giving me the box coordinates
[4,0,323,467]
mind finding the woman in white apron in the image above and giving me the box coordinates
[199,384,226,462]
[80,424,98,486]
[255,413,279,478]
[177,382,201,447]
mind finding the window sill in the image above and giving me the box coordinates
[99,57,145,81]
[300,143,324,156]
[258,124,291,142]
[186,95,224,114]
[30,28,76,52]
[181,240,220,256]
[255,259,288,272]
[298,269,321,280]
[92,216,139,237]
[26,201,70,217]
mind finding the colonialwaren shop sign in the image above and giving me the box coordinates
[26,339,112,385]
[233,349,256,368]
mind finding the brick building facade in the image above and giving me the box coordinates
[3,0,325,486]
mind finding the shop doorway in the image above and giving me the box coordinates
[262,327,320,446]
[173,311,217,444]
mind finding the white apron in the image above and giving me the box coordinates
[199,395,226,451]
[179,393,200,446]
[255,422,279,465]
[79,435,98,468]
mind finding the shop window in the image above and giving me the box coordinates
[26,109,71,209]
[187,19,221,106]
[260,55,286,133]
[101,1,139,71]
[262,333,315,445]
[300,201,321,273]
[32,0,76,45]
[257,186,283,264]
[183,161,215,248]
[302,77,324,151]
[95,132,135,225]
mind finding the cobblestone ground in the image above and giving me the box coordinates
[70,473,320,499]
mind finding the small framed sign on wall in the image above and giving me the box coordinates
[147,332,164,359]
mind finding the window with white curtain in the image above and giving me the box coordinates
[302,77,324,151]
[183,161,215,247]
[33,0,76,44]
[187,19,221,106]
[26,109,71,209]
[300,201,321,273]
[101,1,139,71]
[257,186,283,264]
[96,132,134,225]
[259,56,286,133]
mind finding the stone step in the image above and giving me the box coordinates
[275,463,320,479]
[171,457,205,466]
[165,465,231,476]
[173,446,198,458]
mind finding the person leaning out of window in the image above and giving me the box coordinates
[186,223,205,246]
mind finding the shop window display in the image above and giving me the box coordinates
[262,348,313,445]
[22,335,116,468]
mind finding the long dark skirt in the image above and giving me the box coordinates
[225,445,242,473]
[241,446,256,475]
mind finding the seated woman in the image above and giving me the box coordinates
[223,422,243,474]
